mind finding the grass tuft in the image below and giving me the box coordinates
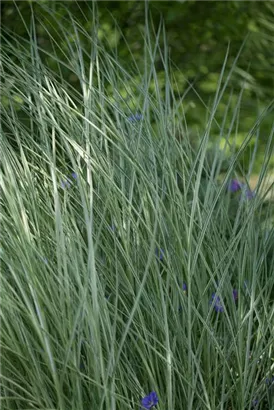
[1,4,274,410]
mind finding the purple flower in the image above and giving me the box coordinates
[182,282,187,292]
[155,248,164,261]
[210,293,224,312]
[228,179,242,192]
[128,113,142,122]
[141,391,158,409]
[244,187,255,200]
[61,172,77,189]
[252,399,259,408]
[61,179,71,189]
[228,179,254,200]
[232,289,238,301]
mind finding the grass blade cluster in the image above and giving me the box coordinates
[1,5,274,410]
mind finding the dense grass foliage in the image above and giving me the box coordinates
[1,7,274,410]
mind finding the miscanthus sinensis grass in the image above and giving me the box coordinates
[1,4,274,410]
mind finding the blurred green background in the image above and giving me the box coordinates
[1,0,274,174]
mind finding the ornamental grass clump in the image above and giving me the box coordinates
[1,3,274,410]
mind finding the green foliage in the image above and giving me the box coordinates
[1,1,274,172]
[1,4,274,410]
